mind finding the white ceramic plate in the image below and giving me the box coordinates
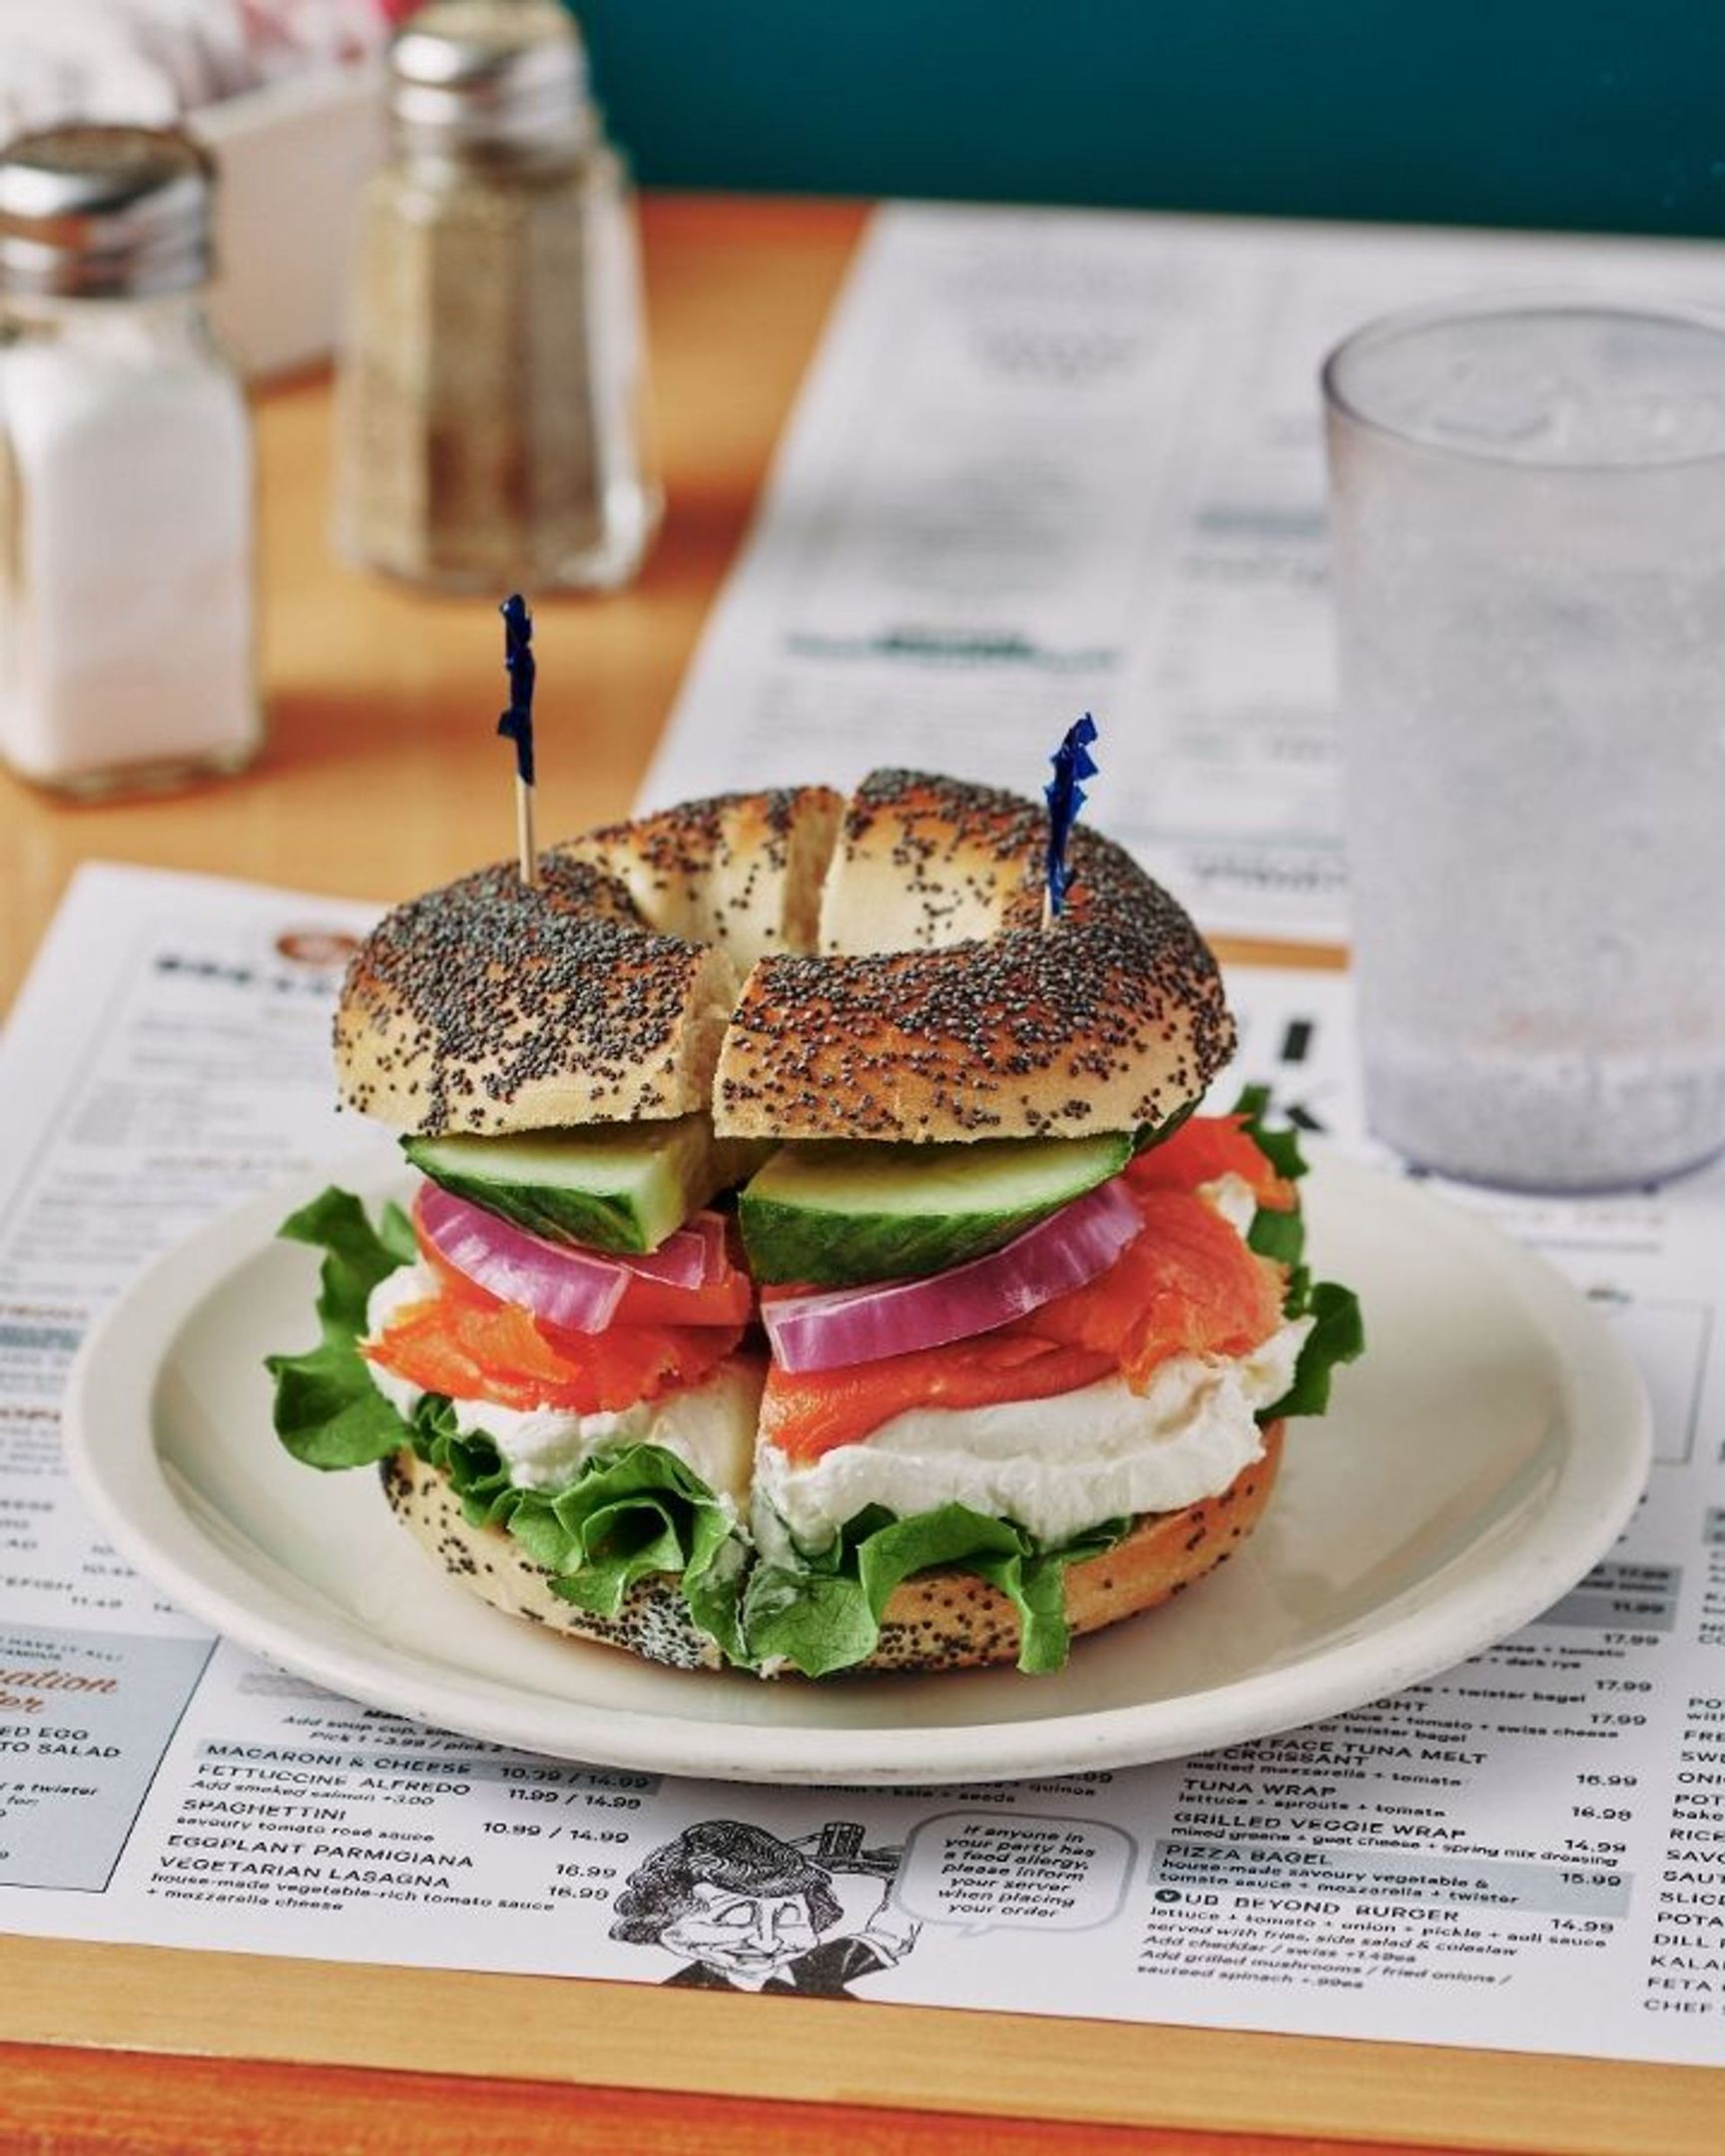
[65,1152,1650,1786]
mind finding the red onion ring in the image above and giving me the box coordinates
[762,1178,1142,1373]
[413,1185,633,1333]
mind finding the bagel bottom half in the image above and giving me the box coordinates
[378,1420,1285,1678]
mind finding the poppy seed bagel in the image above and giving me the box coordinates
[377,1422,1284,1677]
[335,771,1235,1144]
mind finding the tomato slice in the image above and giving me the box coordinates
[1127,1112,1298,1211]
[612,1264,753,1330]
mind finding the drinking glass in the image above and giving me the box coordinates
[1323,297,1725,1190]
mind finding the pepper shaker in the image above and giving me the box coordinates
[333,0,661,592]
[0,127,260,797]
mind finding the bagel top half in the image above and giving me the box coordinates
[334,770,1235,1142]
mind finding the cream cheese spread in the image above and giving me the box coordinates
[361,1263,760,1513]
[751,1314,1312,1561]
[364,1255,1311,1563]
[1198,1170,1260,1239]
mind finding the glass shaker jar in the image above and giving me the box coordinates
[334,0,661,592]
[0,127,260,797]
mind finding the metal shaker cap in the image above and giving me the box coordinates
[0,126,214,299]
[389,0,596,156]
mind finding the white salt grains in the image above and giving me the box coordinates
[0,326,256,789]
[0,124,261,795]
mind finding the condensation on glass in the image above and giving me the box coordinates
[1324,297,1725,1190]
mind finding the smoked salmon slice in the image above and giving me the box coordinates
[762,1179,1287,1462]
[1012,1185,1286,1391]
[1126,1113,1298,1211]
[760,1337,1116,1463]
[366,1290,743,1415]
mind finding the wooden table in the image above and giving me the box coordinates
[0,194,1716,2156]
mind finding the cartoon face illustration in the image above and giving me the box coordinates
[656,1881,823,1981]
[610,1819,918,1997]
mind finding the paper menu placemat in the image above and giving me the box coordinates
[1,860,1721,2064]
[640,201,1725,942]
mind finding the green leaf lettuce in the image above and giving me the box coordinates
[1232,1087,1365,1419]
[264,1188,749,1661]
[265,1187,417,1469]
[407,1399,747,1664]
[741,1505,1129,1678]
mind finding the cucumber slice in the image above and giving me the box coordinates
[739,1132,1135,1288]
[403,1118,768,1256]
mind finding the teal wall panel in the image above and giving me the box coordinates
[576,3,1725,238]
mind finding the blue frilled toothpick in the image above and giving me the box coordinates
[496,593,538,885]
[1042,713,1099,924]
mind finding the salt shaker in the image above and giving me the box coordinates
[0,126,259,797]
[333,0,661,592]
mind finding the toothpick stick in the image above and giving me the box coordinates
[514,769,537,889]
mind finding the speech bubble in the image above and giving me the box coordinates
[894,1811,1137,1936]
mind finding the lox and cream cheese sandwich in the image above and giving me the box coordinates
[269,794,844,1668]
[268,770,1361,1677]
